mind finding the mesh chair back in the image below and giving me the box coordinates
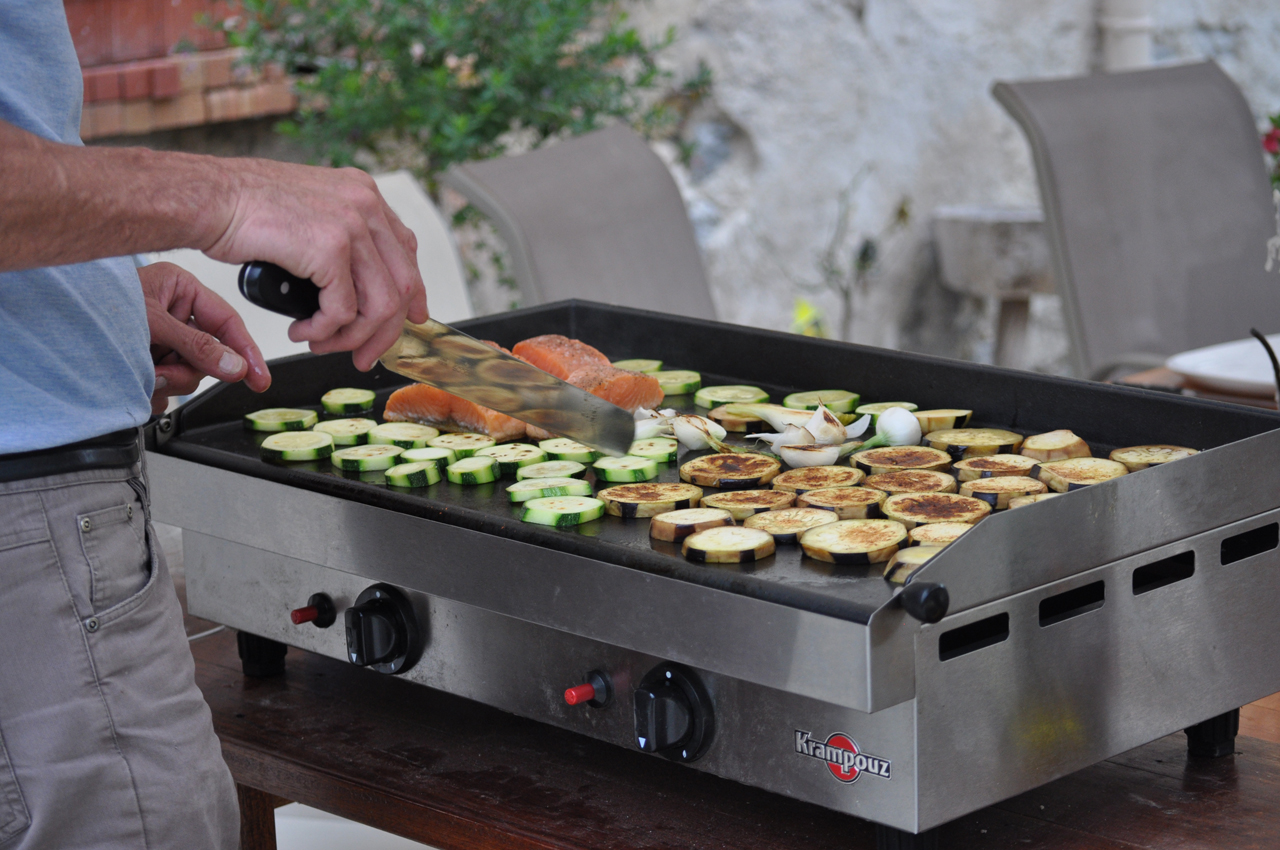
[443,125,716,319]
[993,61,1280,378]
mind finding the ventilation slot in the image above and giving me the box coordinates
[1039,580,1105,627]
[939,613,1009,662]
[1221,523,1279,566]
[1132,552,1195,595]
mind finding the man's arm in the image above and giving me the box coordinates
[0,119,427,370]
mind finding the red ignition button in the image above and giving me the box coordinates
[563,670,612,708]
[291,606,319,625]
[564,684,596,706]
[290,593,337,628]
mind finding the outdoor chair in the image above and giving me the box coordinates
[993,61,1280,380]
[442,124,717,319]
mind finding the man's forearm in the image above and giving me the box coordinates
[0,119,235,272]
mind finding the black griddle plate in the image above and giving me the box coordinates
[156,301,1280,626]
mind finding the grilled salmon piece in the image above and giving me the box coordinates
[564,363,664,412]
[512,334,610,380]
[383,340,528,442]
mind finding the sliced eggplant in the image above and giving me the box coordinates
[700,489,796,519]
[881,493,991,529]
[1020,429,1091,462]
[952,453,1038,482]
[597,482,704,518]
[1033,457,1128,492]
[771,465,865,494]
[883,546,944,584]
[925,428,1024,460]
[1108,444,1199,471]
[708,404,768,433]
[862,470,957,495]
[649,508,735,542]
[959,475,1048,510]
[682,526,776,563]
[799,519,908,565]
[853,446,953,476]
[907,522,972,547]
[743,507,839,544]
[796,486,886,519]
[1008,493,1063,509]
[680,453,781,490]
[911,409,973,432]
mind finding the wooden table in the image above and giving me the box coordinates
[190,628,1280,850]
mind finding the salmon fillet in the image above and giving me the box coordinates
[383,340,528,442]
[511,334,609,380]
[525,362,662,441]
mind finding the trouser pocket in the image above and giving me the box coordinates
[0,719,30,845]
[76,491,149,614]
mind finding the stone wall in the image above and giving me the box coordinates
[624,0,1280,373]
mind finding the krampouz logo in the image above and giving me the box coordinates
[795,730,892,783]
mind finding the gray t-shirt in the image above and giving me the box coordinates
[0,0,153,453]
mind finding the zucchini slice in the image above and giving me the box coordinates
[1020,429,1091,462]
[399,446,458,475]
[628,437,680,463]
[680,453,781,490]
[245,407,318,432]
[593,455,660,483]
[862,470,957,495]
[907,522,972,547]
[1108,444,1199,471]
[1009,493,1063,509]
[320,387,376,415]
[515,460,588,481]
[782,390,860,413]
[331,444,404,471]
[881,493,991,529]
[853,446,953,476]
[476,443,548,476]
[650,508,735,542]
[708,404,768,433]
[883,546,944,585]
[428,432,497,458]
[925,428,1024,460]
[1033,458,1128,492]
[370,422,441,449]
[598,482,704,518]
[653,370,702,397]
[446,456,499,485]
[694,385,770,408]
[384,461,442,488]
[682,526,776,563]
[959,475,1048,510]
[854,402,917,427]
[912,409,973,433]
[506,477,593,503]
[538,437,601,463]
[771,465,865,495]
[260,431,333,462]
[312,417,377,446]
[611,358,663,373]
[743,507,839,544]
[800,519,908,565]
[521,496,606,527]
[796,486,886,519]
[952,454,1038,482]
[701,489,796,519]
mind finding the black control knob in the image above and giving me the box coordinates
[633,663,714,762]
[344,584,421,675]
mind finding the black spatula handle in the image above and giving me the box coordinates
[238,261,322,320]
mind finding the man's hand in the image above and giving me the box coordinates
[140,262,271,414]
[204,162,428,371]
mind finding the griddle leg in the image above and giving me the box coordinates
[1184,708,1240,759]
[237,631,288,678]
[875,824,939,850]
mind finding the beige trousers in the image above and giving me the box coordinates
[0,456,238,849]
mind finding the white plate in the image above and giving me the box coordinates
[1166,334,1280,397]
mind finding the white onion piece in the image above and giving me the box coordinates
[778,443,842,467]
[730,404,814,431]
[749,424,815,454]
[633,407,676,421]
[805,405,846,445]
[876,407,923,446]
[671,415,727,450]
[634,417,673,440]
[845,414,872,439]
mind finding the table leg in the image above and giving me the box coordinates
[237,783,285,850]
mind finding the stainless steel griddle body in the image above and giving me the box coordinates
[148,301,1280,837]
